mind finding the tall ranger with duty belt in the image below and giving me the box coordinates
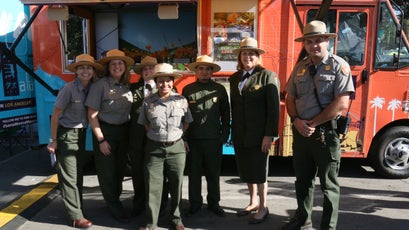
[284,20,355,230]
[138,63,193,230]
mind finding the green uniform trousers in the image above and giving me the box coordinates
[55,126,89,220]
[144,139,186,228]
[128,122,169,214]
[93,122,128,217]
[292,125,341,230]
[187,139,222,210]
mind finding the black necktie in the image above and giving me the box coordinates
[241,72,250,81]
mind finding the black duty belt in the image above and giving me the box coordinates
[98,120,128,126]
[318,120,334,130]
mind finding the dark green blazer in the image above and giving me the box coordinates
[130,80,158,125]
[230,66,280,148]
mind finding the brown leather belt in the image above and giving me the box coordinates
[151,138,181,147]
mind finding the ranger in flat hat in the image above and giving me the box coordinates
[138,63,192,230]
[182,55,230,217]
[283,20,355,230]
[85,49,134,223]
[47,53,101,228]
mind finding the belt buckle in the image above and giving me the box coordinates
[162,141,174,147]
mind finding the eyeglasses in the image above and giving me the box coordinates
[309,65,317,77]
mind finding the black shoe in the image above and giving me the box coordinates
[282,218,312,230]
[207,205,225,217]
[248,208,269,224]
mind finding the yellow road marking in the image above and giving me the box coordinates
[0,174,58,227]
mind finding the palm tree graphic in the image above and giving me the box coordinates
[370,96,385,136]
[387,98,401,121]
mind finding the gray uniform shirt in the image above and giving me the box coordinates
[285,53,355,119]
[55,78,88,128]
[138,92,193,142]
[85,77,133,124]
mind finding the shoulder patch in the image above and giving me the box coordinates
[341,66,350,76]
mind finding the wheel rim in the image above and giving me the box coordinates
[384,137,409,170]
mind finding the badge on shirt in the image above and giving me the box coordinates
[297,68,306,77]
[189,100,196,104]
[212,97,218,103]
[325,65,331,71]
[254,85,260,90]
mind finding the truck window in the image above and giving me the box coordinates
[337,12,367,66]
[58,3,197,72]
[375,2,409,68]
[307,10,367,66]
[210,0,258,71]
[61,14,88,72]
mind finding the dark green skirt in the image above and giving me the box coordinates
[235,146,269,183]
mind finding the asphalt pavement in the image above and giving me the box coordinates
[0,143,409,230]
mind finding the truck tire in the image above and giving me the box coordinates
[369,126,409,179]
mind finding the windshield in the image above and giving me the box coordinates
[374,1,409,69]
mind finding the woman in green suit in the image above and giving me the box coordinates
[229,37,280,225]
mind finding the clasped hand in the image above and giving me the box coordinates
[294,118,315,137]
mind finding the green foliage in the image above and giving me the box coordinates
[67,15,84,60]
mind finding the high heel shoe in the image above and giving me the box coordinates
[236,205,259,216]
[248,208,269,224]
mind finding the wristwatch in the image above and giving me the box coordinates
[290,116,299,123]
[49,138,56,143]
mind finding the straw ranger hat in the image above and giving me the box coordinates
[188,55,221,72]
[98,49,134,66]
[294,20,337,42]
[146,63,182,81]
[233,37,265,55]
[133,56,158,74]
[66,54,104,72]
